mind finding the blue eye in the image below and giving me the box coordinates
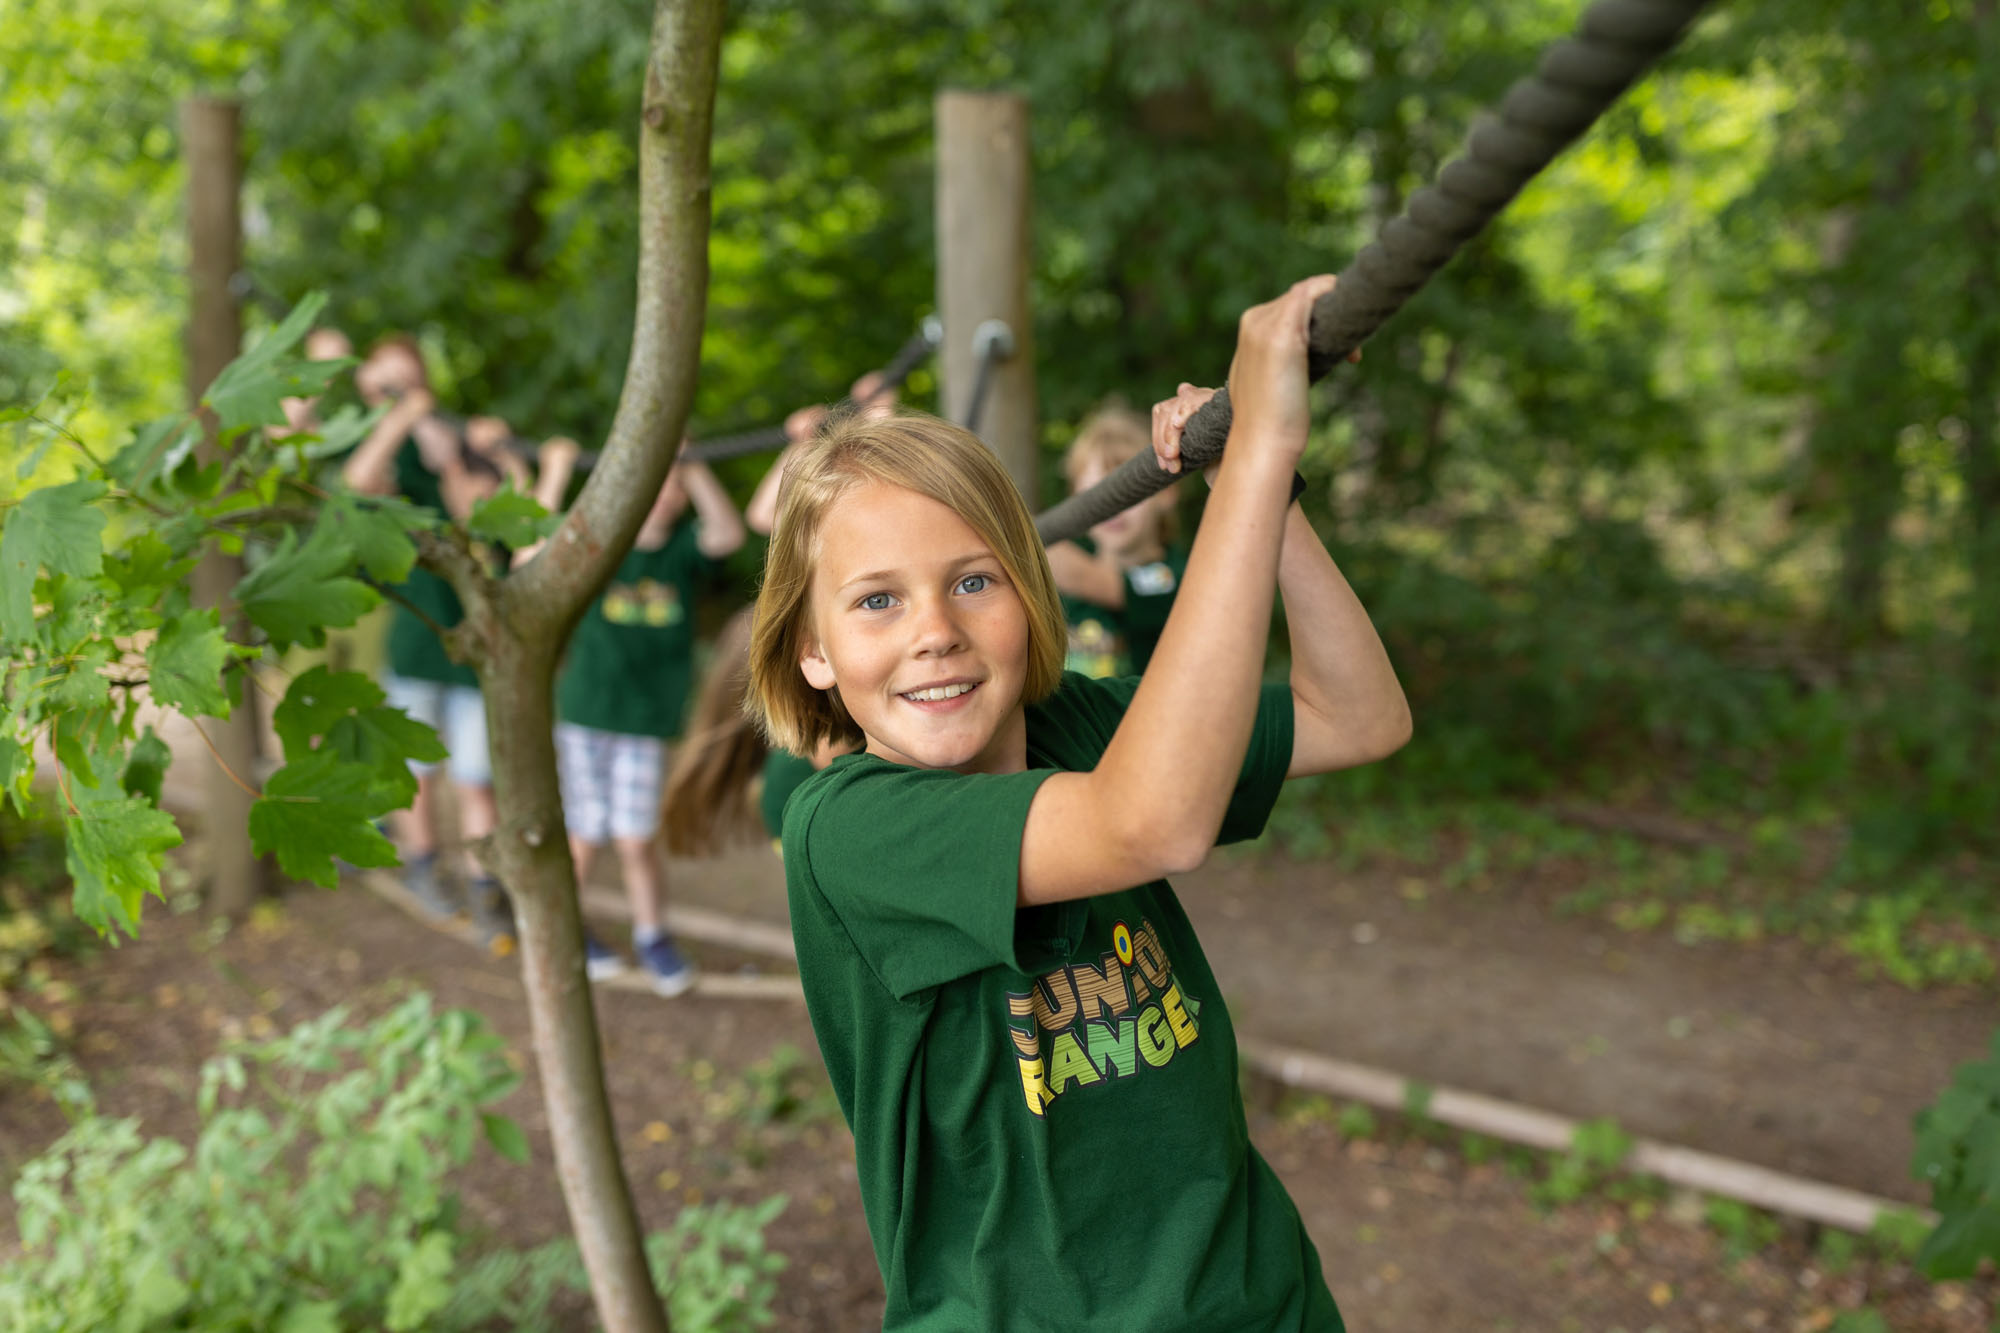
[957,574,990,595]
[859,592,894,611]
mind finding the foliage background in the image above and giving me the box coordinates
[4,0,1997,873]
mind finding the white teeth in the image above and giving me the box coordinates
[903,682,975,702]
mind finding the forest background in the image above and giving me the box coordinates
[2,0,1995,911]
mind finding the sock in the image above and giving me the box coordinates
[634,924,664,949]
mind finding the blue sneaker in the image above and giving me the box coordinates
[636,934,697,998]
[584,933,627,982]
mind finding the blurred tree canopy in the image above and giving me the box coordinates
[4,0,1997,860]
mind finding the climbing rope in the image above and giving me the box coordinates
[1034,0,1714,544]
[684,317,942,464]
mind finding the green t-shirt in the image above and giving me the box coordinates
[783,673,1342,1333]
[1060,540,1188,679]
[385,439,477,687]
[760,748,819,841]
[555,520,716,738]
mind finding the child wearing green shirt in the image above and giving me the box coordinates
[1047,404,1188,678]
[536,441,745,995]
[746,276,1403,1331]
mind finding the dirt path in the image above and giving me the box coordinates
[663,842,1993,1204]
[4,886,1991,1332]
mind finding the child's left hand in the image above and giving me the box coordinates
[1151,382,1219,477]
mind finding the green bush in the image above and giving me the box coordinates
[0,993,786,1331]
[1909,1027,2000,1281]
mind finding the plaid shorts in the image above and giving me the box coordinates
[555,723,668,843]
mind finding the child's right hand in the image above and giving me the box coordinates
[1224,274,1346,468]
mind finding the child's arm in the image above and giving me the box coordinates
[1045,541,1126,609]
[1018,276,1401,905]
[511,437,582,569]
[680,457,747,559]
[339,387,433,496]
[747,404,826,535]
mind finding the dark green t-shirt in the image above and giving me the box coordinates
[555,520,716,738]
[760,749,819,841]
[1060,540,1188,679]
[783,673,1342,1333]
[385,439,476,688]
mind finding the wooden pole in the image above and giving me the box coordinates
[935,90,1039,505]
[182,96,269,919]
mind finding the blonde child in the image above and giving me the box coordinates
[746,275,1403,1330]
[1045,404,1188,678]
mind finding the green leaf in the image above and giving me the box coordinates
[466,481,556,548]
[248,748,401,888]
[48,642,113,712]
[202,292,330,435]
[327,496,419,584]
[146,609,232,717]
[232,521,380,651]
[481,1112,530,1164]
[106,416,200,493]
[275,1300,342,1333]
[121,728,172,806]
[1916,1203,2000,1281]
[384,1230,456,1332]
[103,530,199,598]
[125,1252,190,1323]
[0,478,108,640]
[272,666,445,800]
[0,735,30,814]
[64,771,183,934]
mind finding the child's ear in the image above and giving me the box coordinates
[800,640,836,692]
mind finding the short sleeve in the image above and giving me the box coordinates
[787,759,1058,998]
[1218,680,1295,845]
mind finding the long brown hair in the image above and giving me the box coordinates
[661,608,768,857]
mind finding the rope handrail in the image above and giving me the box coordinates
[1034,0,1715,545]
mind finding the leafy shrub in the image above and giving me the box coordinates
[1908,1027,2000,1280]
[0,993,786,1331]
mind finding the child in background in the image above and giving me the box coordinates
[1045,403,1188,679]
[340,337,517,949]
[746,275,1403,1331]
[534,440,746,995]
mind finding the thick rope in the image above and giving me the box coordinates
[1034,0,1714,544]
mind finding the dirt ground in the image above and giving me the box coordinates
[3,851,1994,1332]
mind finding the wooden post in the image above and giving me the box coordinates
[936,90,1039,505]
[183,96,269,919]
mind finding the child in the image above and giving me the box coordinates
[745,274,1404,1331]
[1045,403,1187,678]
[341,337,516,950]
[537,440,746,995]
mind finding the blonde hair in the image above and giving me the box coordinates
[1062,403,1150,490]
[660,608,767,857]
[1063,403,1177,541]
[748,410,1066,757]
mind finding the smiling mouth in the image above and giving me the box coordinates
[901,682,978,703]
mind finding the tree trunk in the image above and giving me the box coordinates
[439,1,724,1329]
[182,95,270,921]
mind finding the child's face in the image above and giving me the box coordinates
[800,481,1030,775]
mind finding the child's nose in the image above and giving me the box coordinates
[909,596,965,655]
